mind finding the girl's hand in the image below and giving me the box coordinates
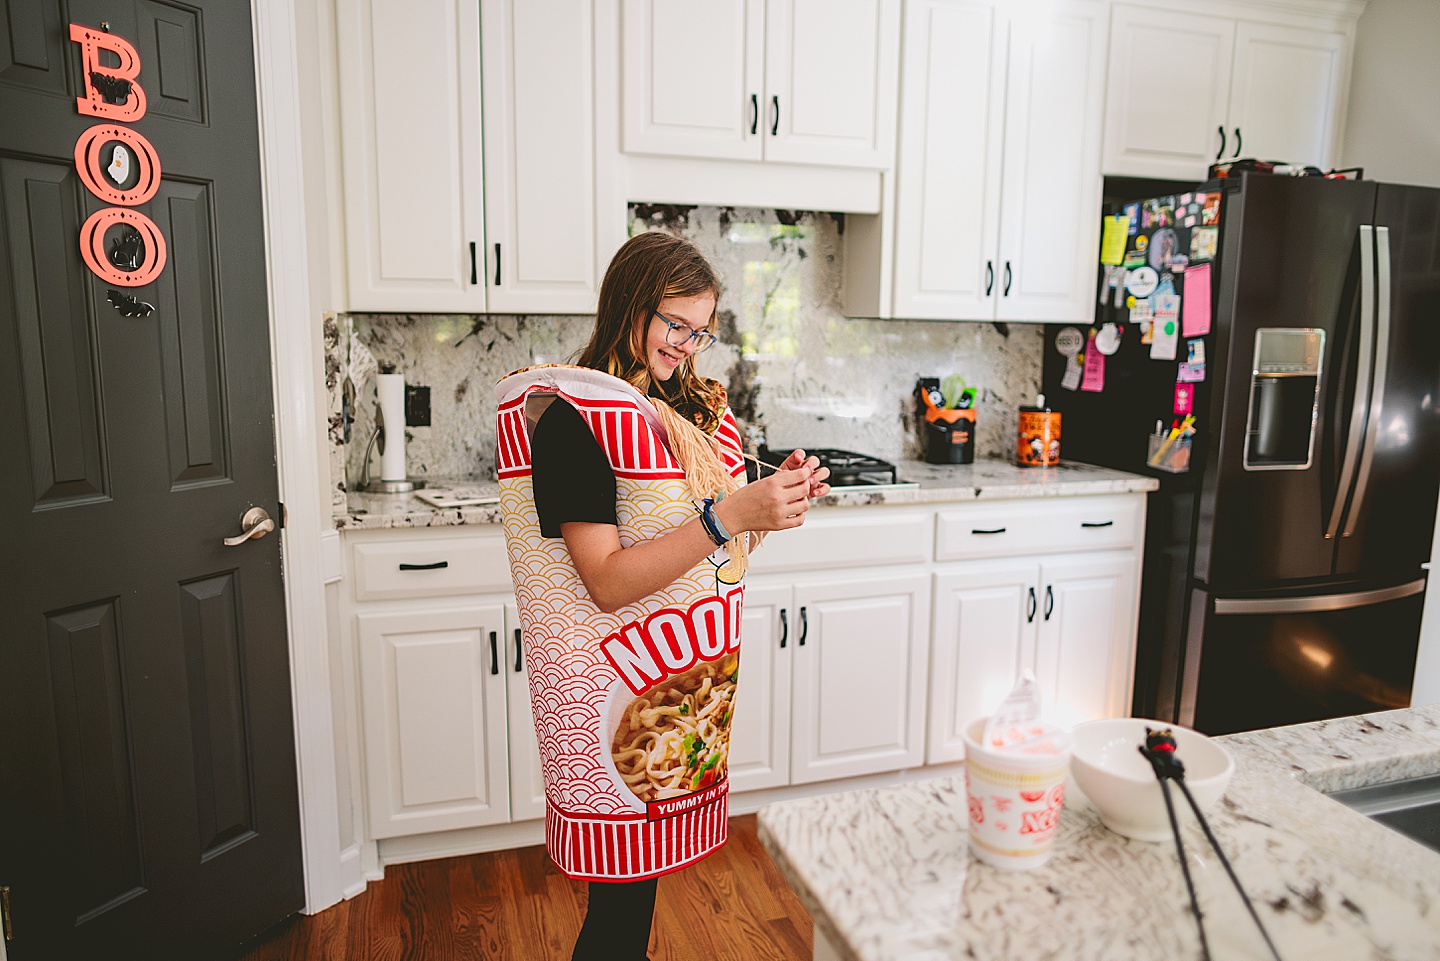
[716,467,814,533]
[776,448,832,499]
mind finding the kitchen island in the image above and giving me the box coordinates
[758,705,1440,961]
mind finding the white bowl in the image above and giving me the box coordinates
[1069,718,1234,842]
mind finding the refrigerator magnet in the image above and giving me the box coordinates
[1187,338,1206,364]
[1054,326,1085,357]
[1148,228,1180,270]
[1095,322,1123,355]
[1123,203,1140,234]
[1081,329,1106,392]
[1129,297,1154,325]
[1190,227,1218,261]
[1126,266,1159,297]
[1173,382,1195,415]
[1150,293,1181,360]
[1060,353,1084,391]
[1201,194,1221,225]
[1177,362,1206,383]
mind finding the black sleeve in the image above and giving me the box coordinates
[530,399,617,538]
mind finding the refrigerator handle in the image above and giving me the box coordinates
[1344,225,1393,537]
[1326,225,1376,539]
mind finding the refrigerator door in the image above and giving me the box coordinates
[1194,175,1379,588]
[1333,185,1440,577]
[1180,576,1427,735]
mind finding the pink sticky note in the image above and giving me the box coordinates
[1183,263,1212,336]
[1081,329,1105,392]
[1174,382,1194,415]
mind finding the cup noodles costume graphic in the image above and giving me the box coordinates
[496,366,748,881]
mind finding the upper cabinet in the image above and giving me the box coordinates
[1103,4,1352,180]
[337,0,601,314]
[621,0,900,169]
[873,0,1106,323]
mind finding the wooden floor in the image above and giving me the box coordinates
[240,815,812,961]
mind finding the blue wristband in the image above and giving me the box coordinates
[700,498,730,547]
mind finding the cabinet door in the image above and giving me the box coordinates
[1035,552,1139,728]
[481,0,599,313]
[762,0,900,168]
[727,583,794,793]
[336,0,485,312]
[505,602,546,821]
[928,560,1038,764]
[621,0,764,161]
[358,605,510,837]
[790,573,930,784]
[891,0,1005,320]
[1228,22,1348,169]
[994,0,1106,323]
[1101,5,1234,179]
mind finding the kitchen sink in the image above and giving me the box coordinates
[1327,774,1440,855]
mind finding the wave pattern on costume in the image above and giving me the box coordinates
[497,366,747,881]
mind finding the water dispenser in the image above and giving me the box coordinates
[1243,328,1325,470]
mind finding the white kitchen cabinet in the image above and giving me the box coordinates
[620,0,899,170]
[1102,3,1352,179]
[357,604,511,838]
[481,0,601,313]
[504,602,546,821]
[336,0,485,312]
[879,0,1106,322]
[728,583,794,793]
[789,572,931,784]
[1034,552,1139,726]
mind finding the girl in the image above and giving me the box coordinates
[495,232,828,960]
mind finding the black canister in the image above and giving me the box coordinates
[925,407,976,464]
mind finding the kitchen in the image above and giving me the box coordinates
[2,0,1439,958]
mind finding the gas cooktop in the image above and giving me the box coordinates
[756,448,918,489]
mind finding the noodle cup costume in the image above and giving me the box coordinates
[496,365,748,881]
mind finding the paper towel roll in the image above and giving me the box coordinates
[377,373,407,481]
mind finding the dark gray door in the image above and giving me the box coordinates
[0,0,304,956]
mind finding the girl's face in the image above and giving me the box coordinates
[643,292,716,381]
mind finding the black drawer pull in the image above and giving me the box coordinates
[398,561,448,571]
[771,95,779,136]
[750,93,758,135]
[494,242,502,286]
[469,241,477,285]
[1027,586,1037,623]
[489,631,498,675]
[513,628,523,672]
[779,608,788,648]
[1044,585,1054,621]
[798,606,808,646]
[1080,520,1114,528]
[971,527,1007,535]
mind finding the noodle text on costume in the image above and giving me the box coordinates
[603,587,744,696]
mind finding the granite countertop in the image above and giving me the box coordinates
[333,458,1159,530]
[757,706,1440,961]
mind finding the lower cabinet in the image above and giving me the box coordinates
[505,601,546,821]
[928,549,1139,764]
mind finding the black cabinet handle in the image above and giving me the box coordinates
[984,260,994,296]
[750,93,758,135]
[398,561,448,571]
[1216,125,1226,161]
[798,606,808,646]
[770,95,779,136]
[779,608,788,648]
[1003,261,1012,296]
[493,242,502,285]
[1027,586,1037,623]
[1232,127,1242,159]
[469,241,477,285]
[971,527,1007,535]
[1080,520,1114,528]
[1044,585,1054,621]
[513,628,523,672]
[489,631,498,675]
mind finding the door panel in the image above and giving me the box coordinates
[505,601,546,821]
[1037,552,1137,726]
[1228,22,1346,169]
[0,1,303,954]
[728,582,793,792]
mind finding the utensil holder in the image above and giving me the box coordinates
[1147,433,1192,473]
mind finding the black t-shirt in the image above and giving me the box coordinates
[531,399,617,537]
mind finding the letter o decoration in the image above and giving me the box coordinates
[80,208,168,287]
[74,124,162,206]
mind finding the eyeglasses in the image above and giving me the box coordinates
[653,310,718,352]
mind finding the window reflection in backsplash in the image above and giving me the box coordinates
[331,206,1042,500]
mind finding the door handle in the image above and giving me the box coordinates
[1080,520,1114,528]
[1347,225,1392,537]
[1328,225,1376,539]
[493,242,502,286]
[398,561,448,571]
[771,95,780,136]
[1043,585,1054,621]
[223,507,274,546]
[514,628,523,672]
[1214,578,1424,615]
[779,608,788,648]
[971,527,1007,535]
[798,606,808,646]
[750,93,758,135]
[1216,125,1226,161]
[985,260,994,296]
[1232,127,1242,159]
[489,631,499,675]
[1027,586,1037,623]
[469,242,477,285]
[1003,261,1012,296]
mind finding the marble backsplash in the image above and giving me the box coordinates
[327,206,1043,506]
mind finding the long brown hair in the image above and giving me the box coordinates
[577,231,727,432]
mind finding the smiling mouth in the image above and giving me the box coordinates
[657,349,682,367]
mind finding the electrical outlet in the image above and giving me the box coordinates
[405,385,431,427]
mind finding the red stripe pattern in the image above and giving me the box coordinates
[544,786,730,881]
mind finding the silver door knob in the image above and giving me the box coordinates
[224,507,275,546]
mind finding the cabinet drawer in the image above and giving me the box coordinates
[935,495,1142,562]
[351,532,513,601]
[748,508,931,574]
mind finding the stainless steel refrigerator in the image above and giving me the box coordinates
[1044,173,1440,735]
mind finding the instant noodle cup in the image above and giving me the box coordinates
[963,715,1070,870]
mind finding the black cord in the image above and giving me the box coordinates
[1174,779,1284,961]
[1159,778,1213,961]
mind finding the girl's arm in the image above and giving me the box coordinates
[563,464,819,613]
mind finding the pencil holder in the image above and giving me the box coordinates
[1147,433,1192,473]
